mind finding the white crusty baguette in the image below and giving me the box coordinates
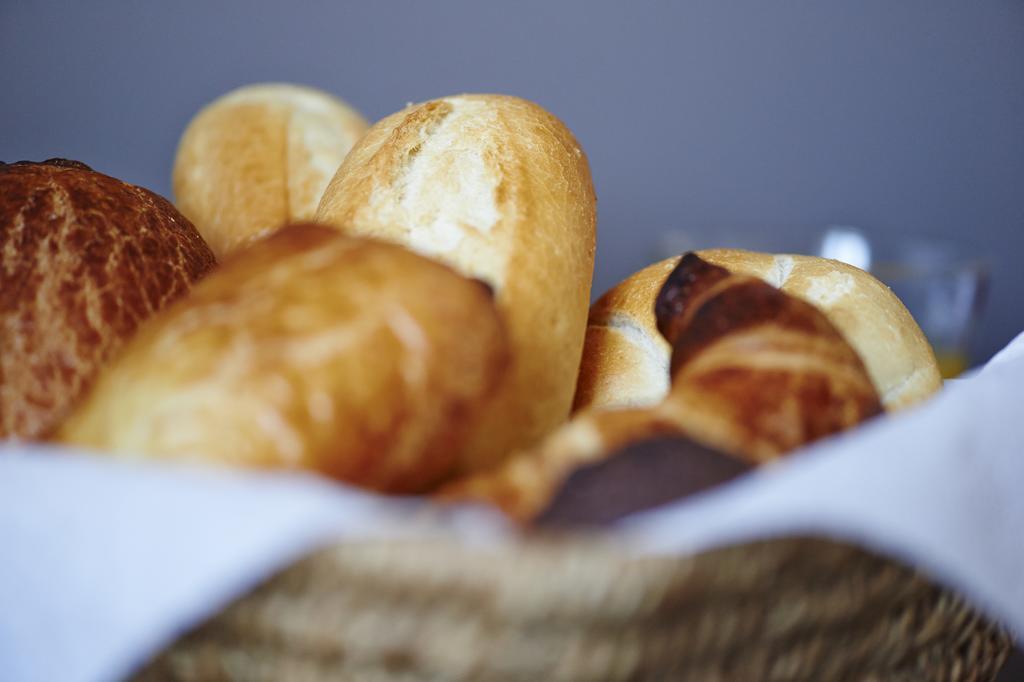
[316,94,597,474]
[574,249,942,413]
[173,83,368,257]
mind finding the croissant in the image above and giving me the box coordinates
[441,253,883,522]
[655,253,883,462]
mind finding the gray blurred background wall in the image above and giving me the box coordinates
[2,1,1022,363]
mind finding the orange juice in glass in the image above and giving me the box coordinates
[872,246,988,379]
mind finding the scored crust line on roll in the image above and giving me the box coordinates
[574,249,942,415]
[601,312,671,377]
[768,254,795,288]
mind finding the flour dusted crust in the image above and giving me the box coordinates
[0,159,216,439]
[575,249,941,413]
[316,94,597,474]
[173,83,368,258]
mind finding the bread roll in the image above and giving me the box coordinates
[57,224,508,493]
[173,83,368,258]
[575,249,941,413]
[573,257,678,412]
[316,94,597,474]
[0,159,216,440]
[443,255,883,521]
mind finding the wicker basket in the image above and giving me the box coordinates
[135,534,1009,681]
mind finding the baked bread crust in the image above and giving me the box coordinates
[443,255,883,521]
[316,94,597,474]
[173,83,368,257]
[57,224,508,493]
[0,159,216,439]
[576,249,941,412]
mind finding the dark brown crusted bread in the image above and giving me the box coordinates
[437,408,692,522]
[535,434,752,527]
[0,159,216,439]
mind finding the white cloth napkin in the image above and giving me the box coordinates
[3,332,1024,682]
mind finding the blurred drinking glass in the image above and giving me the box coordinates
[871,243,989,378]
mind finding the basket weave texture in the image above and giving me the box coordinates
[136,535,1010,681]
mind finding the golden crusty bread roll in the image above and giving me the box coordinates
[444,254,883,521]
[57,224,508,493]
[573,256,679,412]
[0,159,216,440]
[173,83,369,258]
[575,249,941,413]
[316,94,597,474]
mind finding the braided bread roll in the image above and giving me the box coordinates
[58,224,508,493]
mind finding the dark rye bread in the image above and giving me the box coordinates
[535,434,752,527]
[654,253,883,461]
[437,408,700,522]
[0,159,216,439]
